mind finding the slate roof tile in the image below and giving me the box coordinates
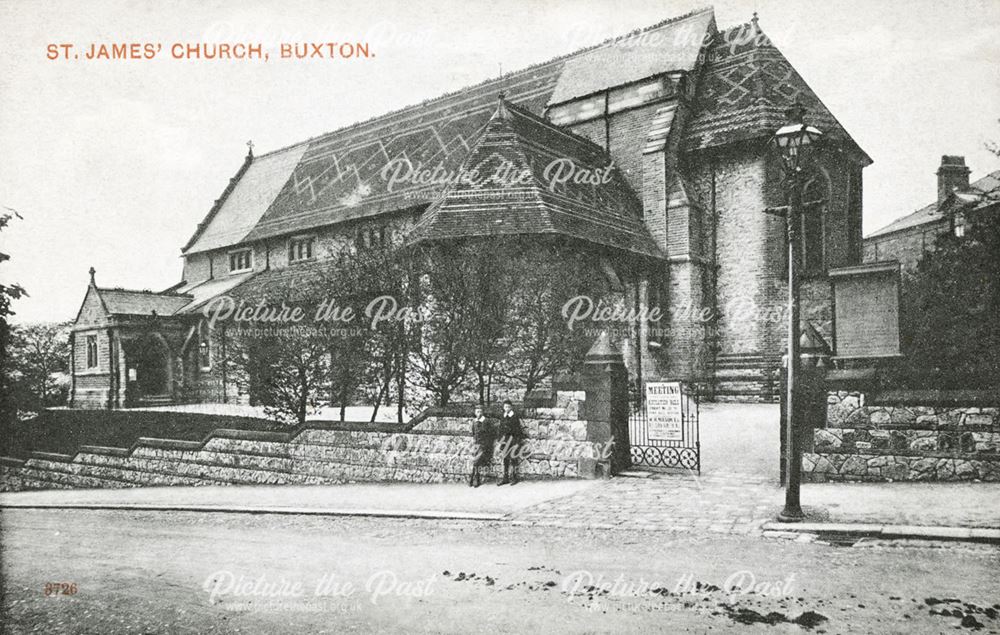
[97,289,193,316]
[683,22,868,161]
[407,99,662,259]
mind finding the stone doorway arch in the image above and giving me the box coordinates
[125,332,173,403]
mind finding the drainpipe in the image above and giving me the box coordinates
[69,332,76,408]
[107,327,117,409]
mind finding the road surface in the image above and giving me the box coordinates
[1,509,998,633]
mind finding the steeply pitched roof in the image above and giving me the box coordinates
[867,169,1000,238]
[181,9,867,258]
[97,288,193,316]
[406,99,662,259]
[181,11,724,256]
[684,21,870,162]
[228,63,565,251]
[185,147,309,254]
[548,8,715,105]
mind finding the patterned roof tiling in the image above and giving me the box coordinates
[684,23,869,162]
[97,289,193,316]
[238,65,565,246]
[867,169,1000,238]
[407,100,662,259]
[182,10,870,258]
[548,7,715,105]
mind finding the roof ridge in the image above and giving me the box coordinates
[869,167,1000,237]
[98,286,193,297]
[252,6,716,161]
[181,152,255,253]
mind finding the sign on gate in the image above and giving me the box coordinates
[628,380,700,472]
[645,381,683,441]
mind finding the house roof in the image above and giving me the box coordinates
[683,21,870,162]
[96,288,193,316]
[407,99,662,259]
[867,169,1000,238]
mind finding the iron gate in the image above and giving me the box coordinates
[628,380,700,473]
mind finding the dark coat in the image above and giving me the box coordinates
[497,411,524,441]
[471,416,494,466]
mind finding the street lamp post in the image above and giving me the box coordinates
[770,103,823,523]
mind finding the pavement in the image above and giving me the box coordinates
[3,402,998,543]
[0,480,595,520]
[3,473,999,543]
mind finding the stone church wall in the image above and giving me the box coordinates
[802,391,1000,482]
[71,328,112,408]
[0,405,601,492]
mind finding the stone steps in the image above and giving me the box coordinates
[708,354,781,402]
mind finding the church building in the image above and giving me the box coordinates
[70,7,871,409]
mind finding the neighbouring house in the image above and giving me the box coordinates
[70,7,873,409]
[864,156,1000,273]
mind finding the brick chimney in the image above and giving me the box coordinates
[937,155,970,205]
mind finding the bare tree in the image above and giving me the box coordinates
[502,245,607,396]
[407,243,478,406]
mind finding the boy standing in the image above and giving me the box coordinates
[497,400,524,485]
[469,405,492,487]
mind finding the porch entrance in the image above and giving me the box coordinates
[124,335,173,403]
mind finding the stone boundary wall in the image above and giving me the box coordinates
[0,401,606,492]
[802,391,1000,482]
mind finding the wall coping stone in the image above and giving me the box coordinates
[28,451,75,463]
[828,423,996,432]
[869,389,1000,407]
[813,448,1000,460]
[211,429,296,443]
[78,445,130,457]
[137,438,203,451]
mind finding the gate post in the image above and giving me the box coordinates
[581,332,630,476]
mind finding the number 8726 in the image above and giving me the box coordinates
[43,582,77,596]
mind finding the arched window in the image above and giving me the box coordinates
[800,168,831,275]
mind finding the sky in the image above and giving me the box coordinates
[1,0,998,324]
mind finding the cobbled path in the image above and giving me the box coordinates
[510,471,784,535]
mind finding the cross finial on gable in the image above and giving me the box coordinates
[88,266,96,285]
[246,139,254,159]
